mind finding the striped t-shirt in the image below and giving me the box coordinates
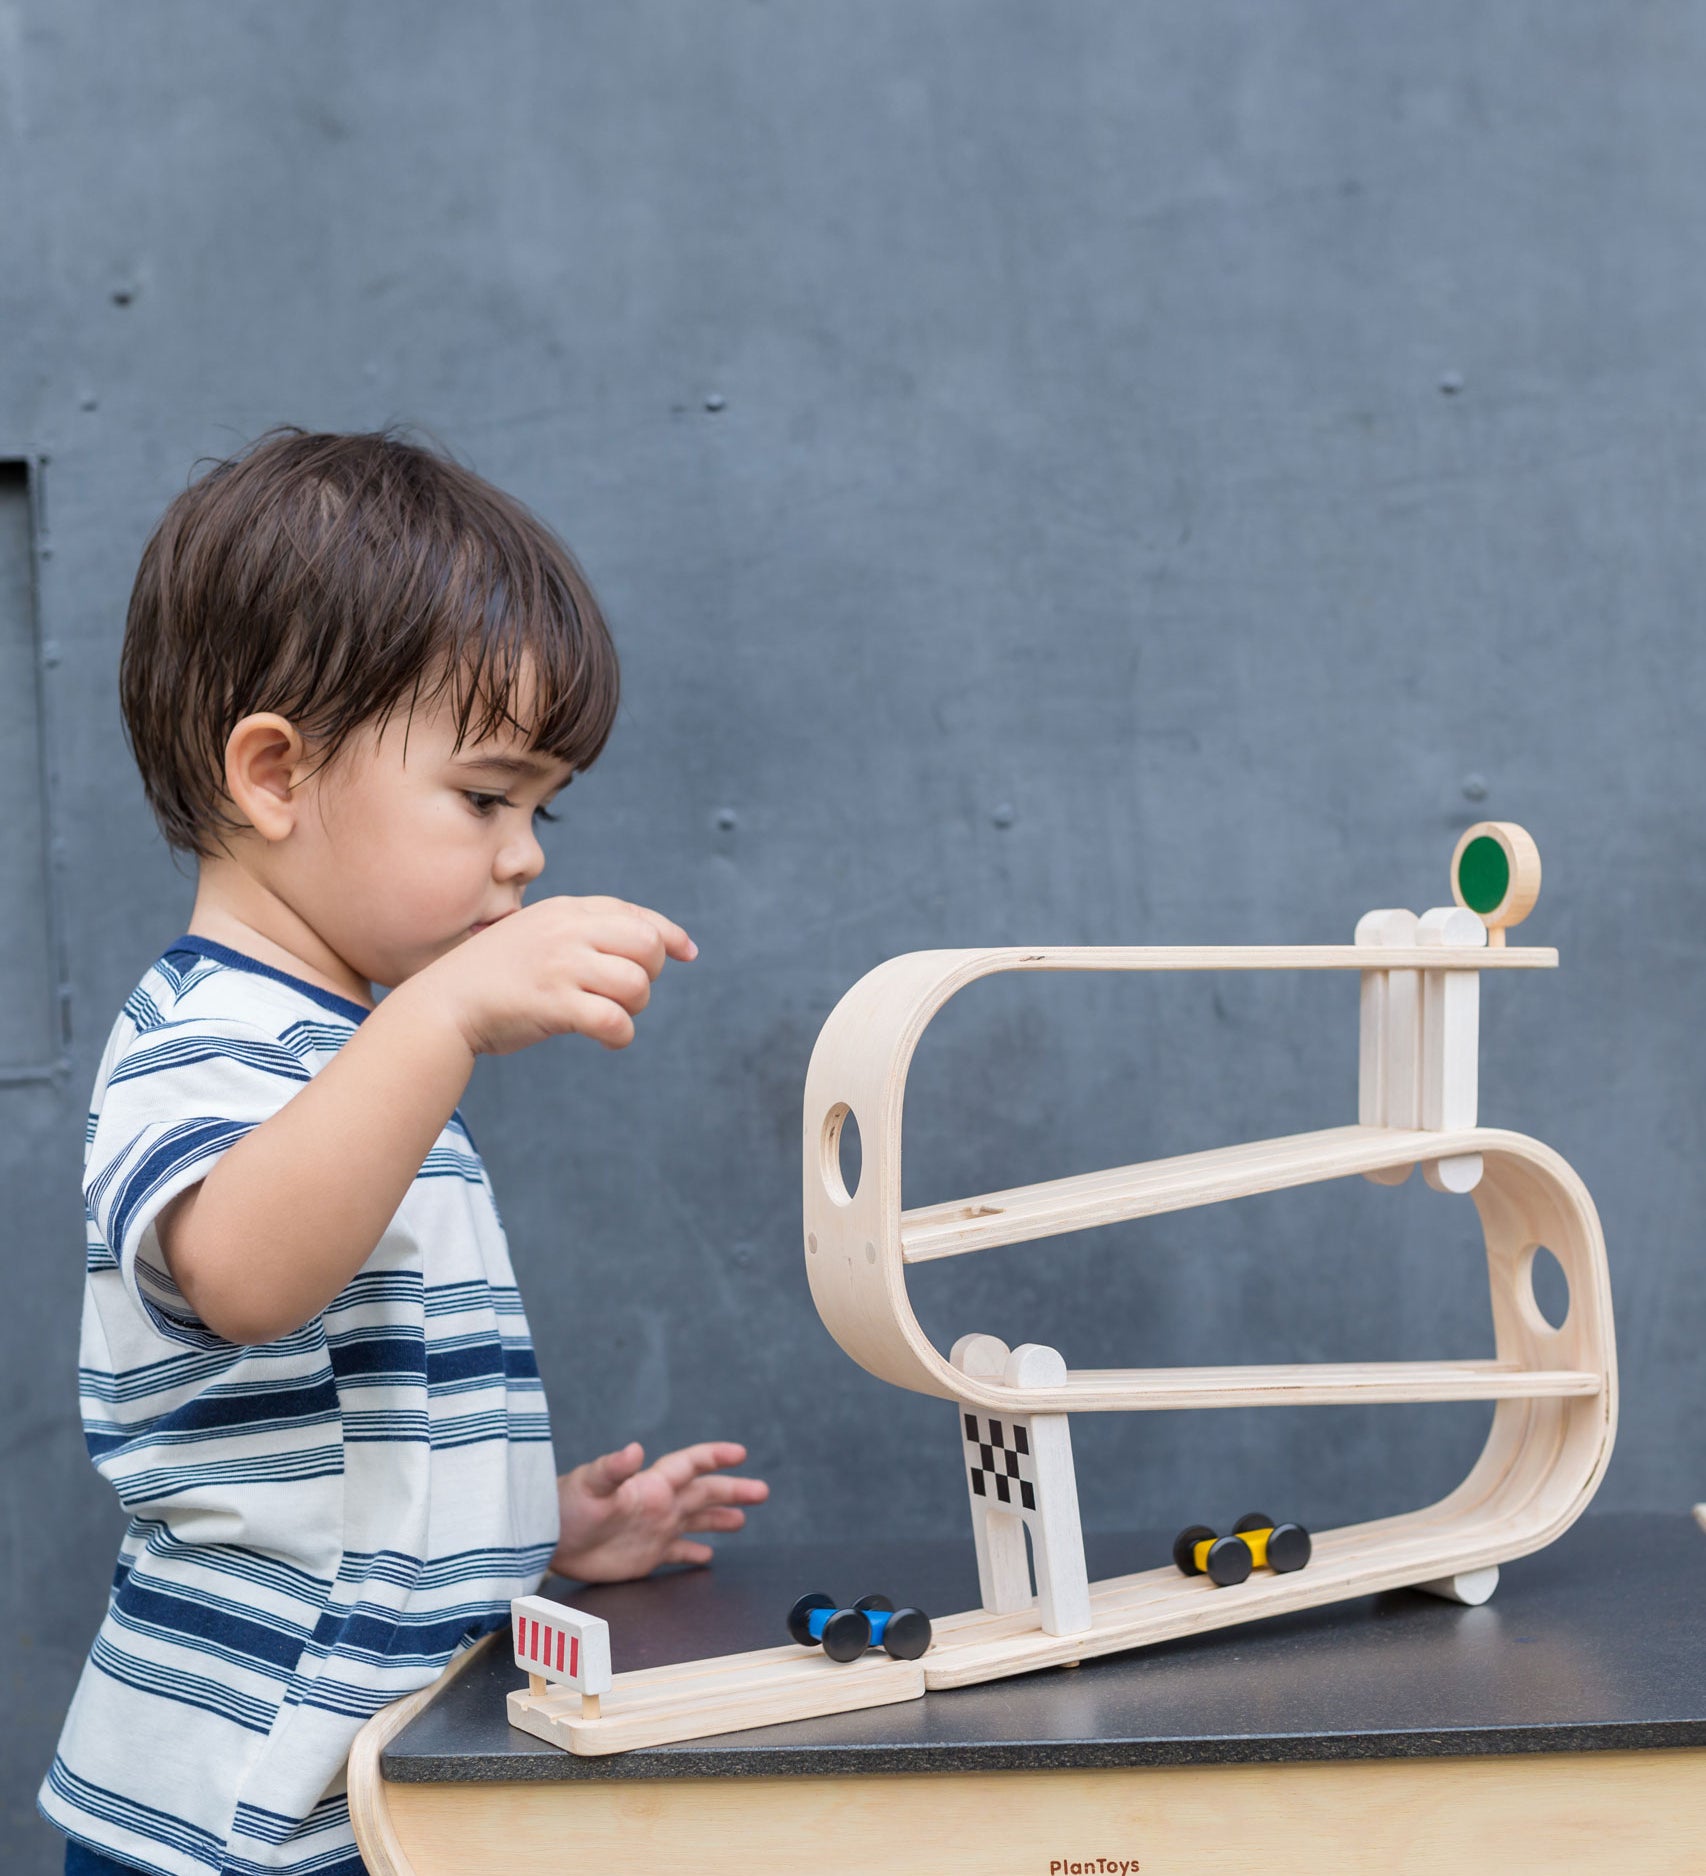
[40,936,560,1876]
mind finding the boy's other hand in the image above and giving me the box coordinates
[411,895,697,1057]
[548,1439,769,1583]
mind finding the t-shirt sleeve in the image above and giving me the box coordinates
[84,1016,317,1345]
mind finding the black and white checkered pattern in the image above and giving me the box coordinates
[962,1411,1037,1512]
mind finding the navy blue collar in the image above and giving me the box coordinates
[164,934,374,1024]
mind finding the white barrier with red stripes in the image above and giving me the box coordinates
[511,1595,612,1696]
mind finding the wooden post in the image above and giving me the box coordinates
[1355,908,1421,1186]
[1418,905,1486,1193]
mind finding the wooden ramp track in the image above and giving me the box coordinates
[504,1508,1590,1756]
[1040,1359,1600,1409]
[808,1117,1615,1418]
[507,1637,925,1757]
[901,1123,1507,1262]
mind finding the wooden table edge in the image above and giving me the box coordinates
[353,1728,1705,1876]
[349,1630,502,1876]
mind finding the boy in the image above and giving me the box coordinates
[39,429,768,1876]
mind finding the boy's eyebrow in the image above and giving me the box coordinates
[454,752,562,781]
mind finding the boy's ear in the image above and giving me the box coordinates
[223,713,309,842]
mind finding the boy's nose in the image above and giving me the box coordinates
[497,827,546,885]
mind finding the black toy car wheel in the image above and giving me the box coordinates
[820,1608,874,1663]
[1206,1534,1255,1587]
[880,1607,933,1660]
[787,1592,837,1648]
[1266,1522,1312,1574]
[1172,1524,1218,1575]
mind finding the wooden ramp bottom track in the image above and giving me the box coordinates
[507,1639,924,1755]
[506,1510,1567,1756]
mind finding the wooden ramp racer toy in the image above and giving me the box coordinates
[506,823,1615,1755]
[1173,1515,1313,1588]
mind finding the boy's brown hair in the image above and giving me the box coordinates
[121,427,620,856]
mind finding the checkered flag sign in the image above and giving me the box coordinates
[962,1410,1038,1513]
[951,1335,1092,1638]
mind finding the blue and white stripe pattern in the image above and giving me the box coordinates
[40,937,560,1875]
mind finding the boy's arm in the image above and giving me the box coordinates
[158,980,477,1344]
[160,896,692,1345]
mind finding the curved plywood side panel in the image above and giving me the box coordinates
[1430,1146,1618,1551]
[349,1633,499,1876]
[803,949,976,1397]
[1257,1146,1618,1597]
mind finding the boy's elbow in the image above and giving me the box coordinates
[176,1259,301,1346]
[162,1192,307,1346]
[201,1295,303,1347]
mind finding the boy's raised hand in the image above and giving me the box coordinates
[415,894,697,1058]
[548,1440,769,1583]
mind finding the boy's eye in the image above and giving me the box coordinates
[463,790,560,825]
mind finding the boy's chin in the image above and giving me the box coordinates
[415,924,493,965]
[362,934,469,987]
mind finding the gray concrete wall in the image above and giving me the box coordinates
[4,1,1702,1862]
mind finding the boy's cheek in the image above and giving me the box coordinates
[315,788,498,956]
[318,856,485,973]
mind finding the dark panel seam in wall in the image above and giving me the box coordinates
[0,454,71,1082]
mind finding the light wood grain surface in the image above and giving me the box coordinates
[369,1747,1702,1876]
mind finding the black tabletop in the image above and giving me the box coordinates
[382,1511,1705,1783]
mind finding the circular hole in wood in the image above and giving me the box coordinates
[820,1103,861,1205]
[1526,1244,1570,1332]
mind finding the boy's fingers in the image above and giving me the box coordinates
[645,1440,739,1485]
[571,993,637,1051]
[624,901,696,961]
[664,1538,714,1566]
[649,1441,750,1487]
[580,952,653,1015]
[578,915,668,979]
[681,1506,747,1535]
[560,894,693,960]
[609,900,696,965]
[678,1474,769,1513]
[583,1442,644,1496]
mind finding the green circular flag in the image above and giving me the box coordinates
[1457,835,1510,915]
